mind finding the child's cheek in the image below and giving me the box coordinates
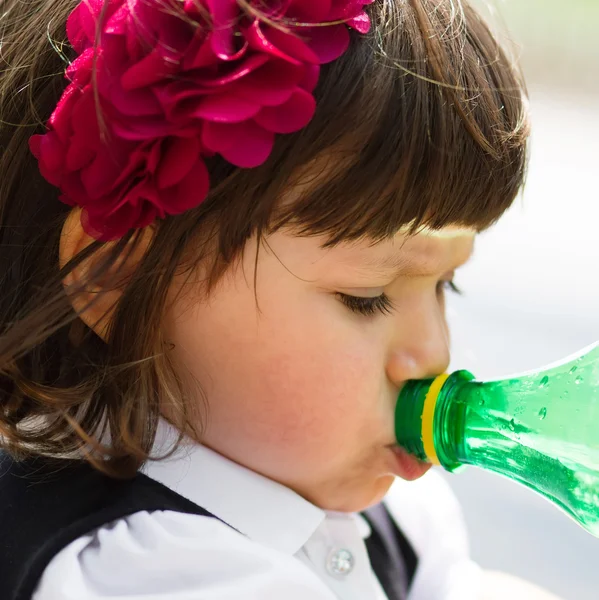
[250,333,382,455]
[165,264,387,478]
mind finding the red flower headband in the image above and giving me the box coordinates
[29,0,373,241]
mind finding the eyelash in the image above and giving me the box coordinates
[337,280,463,317]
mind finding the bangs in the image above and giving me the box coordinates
[0,0,530,473]
[264,0,530,246]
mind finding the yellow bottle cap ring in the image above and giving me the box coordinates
[421,373,450,466]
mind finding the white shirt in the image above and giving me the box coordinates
[33,419,483,600]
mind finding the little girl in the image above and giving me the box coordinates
[0,0,557,599]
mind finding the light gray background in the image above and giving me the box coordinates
[442,90,599,600]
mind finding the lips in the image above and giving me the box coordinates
[388,446,432,481]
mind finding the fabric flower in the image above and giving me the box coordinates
[29,0,374,240]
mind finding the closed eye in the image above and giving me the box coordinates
[336,292,394,317]
[337,279,462,317]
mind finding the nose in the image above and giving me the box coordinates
[385,292,451,385]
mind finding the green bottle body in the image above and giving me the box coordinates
[396,342,599,537]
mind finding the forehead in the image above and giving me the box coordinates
[270,226,476,279]
[336,228,476,277]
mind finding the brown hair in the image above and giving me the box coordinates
[0,0,529,477]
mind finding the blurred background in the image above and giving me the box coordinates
[443,1,599,599]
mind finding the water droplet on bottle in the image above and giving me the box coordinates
[575,376,583,385]
[508,419,516,431]
[539,376,549,388]
[569,366,578,375]
[538,407,547,420]
[479,399,486,406]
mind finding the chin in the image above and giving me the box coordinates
[311,474,396,513]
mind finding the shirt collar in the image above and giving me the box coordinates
[142,418,348,555]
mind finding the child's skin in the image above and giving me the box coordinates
[58,183,562,600]
[163,228,475,513]
[158,226,566,600]
[61,208,475,514]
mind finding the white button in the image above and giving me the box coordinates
[326,547,355,577]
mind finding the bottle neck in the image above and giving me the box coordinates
[432,370,478,471]
[395,370,476,470]
[395,377,432,462]
[397,344,599,538]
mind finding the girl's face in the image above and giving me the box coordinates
[163,227,475,512]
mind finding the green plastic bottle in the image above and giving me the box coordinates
[395,342,599,537]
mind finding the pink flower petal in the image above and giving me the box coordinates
[330,0,375,21]
[287,0,332,22]
[69,90,100,149]
[70,0,126,46]
[103,3,131,35]
[69,1,97,49]
[109,141,152,189]
[252,0,293,18]
[146,139,164,174]
[184,32,219,70]
[123,181,161,215]
[105,79,162,116]
[156,136,202,189]
[206,0,244,60]
[156,11,194,57]
[191,94,261,123]
[183,0,204,17]
[298,64,320,92]
[110,116,181,140]
[30,133,65,187]
[202,121,275,168]
[62,173,96,212]
[154,80,193,105]
[266,26,327,65]
[85,0,121,20]
[254,88,316,134]
[230,61,304,106]
[197,53,270,87]
[305,24,350,63]
[65,3,89,53]
[160,158,210,213]
[31,0,370,242]
[348,13,371,34]
[154,80,215,121]
[28,134,42,159]
[124,17,144,62]
[80,143,129,199]
[82,198,155,242]
[48,85,80,143]
[100,35,130,76]
[65,136,96,172]
[244,21,317,66]
[85,178,153,221]
[65,48,95,87]
[121,47,178,91]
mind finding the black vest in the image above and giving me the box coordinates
[0,453,418,600]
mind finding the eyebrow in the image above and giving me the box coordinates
[356,245,475,277]
[360,254,411,273]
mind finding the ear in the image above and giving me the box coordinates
[59,208,154,342]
